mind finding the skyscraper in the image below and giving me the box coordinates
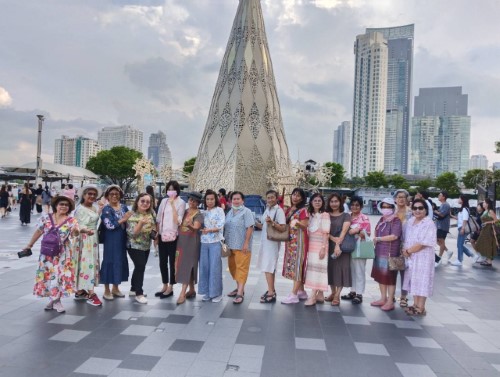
[332,121,351,176]
[410,87,471,177]
[366,24,414,175]
[470,155,488,170]
[54,135,101,168]
[351,32,388,178]
[148,131,172,168]
[97,125,143,153]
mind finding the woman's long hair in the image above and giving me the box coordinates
[291,188,307,209]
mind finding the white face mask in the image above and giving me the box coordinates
[381,208,393,217]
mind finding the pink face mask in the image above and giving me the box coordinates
[167,190,177,198]
[381,208,393,217]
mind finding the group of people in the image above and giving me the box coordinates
[20,180,497,317]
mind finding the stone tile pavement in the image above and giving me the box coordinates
[0,210,499,376]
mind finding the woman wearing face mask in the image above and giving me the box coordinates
[155,180,186,298]
[450,195,476,266]
[370,198,402,311]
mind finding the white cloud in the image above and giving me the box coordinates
[0,87,12,107]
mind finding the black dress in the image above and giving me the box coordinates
[19,193,31,224]
[0,192,8,209]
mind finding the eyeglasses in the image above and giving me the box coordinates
[412,206,425,211]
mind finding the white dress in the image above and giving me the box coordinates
[256,205,286,273]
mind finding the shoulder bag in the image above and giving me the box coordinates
[266,208,289,241]
[352,229,375,259]
[464,208,479,234]
[220,238,231,258]
[339,213,356,253]
[386,220,405,271]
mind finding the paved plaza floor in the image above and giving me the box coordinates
[0,210,500,377]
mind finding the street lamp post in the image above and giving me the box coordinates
[35,115,44,184]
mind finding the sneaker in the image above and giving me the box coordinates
[74,290,88,301]
[434,260,442,268]
[44,300,54,311]
[211,295,223,303]
[87,293,103,306]
[53,300,65,313]
[297,290,308,300]
[135,295,148,304]
[202,295,211,302]
[450,260,462,267]
[446,250,454,260]
[281,293,299,305]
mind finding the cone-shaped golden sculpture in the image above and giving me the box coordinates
[192,0,292,195]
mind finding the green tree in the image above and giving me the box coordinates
[86,146,143,192]
[495,141,500,153]
[415,178,434,191]
[389,174,410,190]
[346,176,365,188]
[435,172,460,195]
[324,162,345,187]
[183,157,196,174]
[462,169,492,189]
[365,171,388,188]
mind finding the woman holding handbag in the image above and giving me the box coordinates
[303,193,330,306]
[24,196,79,313]
[281,188,309,304]
[126,193,157,304]
[341,196,371,305]
[256,190,286,304]
[325,193,352,306]
[401,198,436,316]
[370,198,402,311]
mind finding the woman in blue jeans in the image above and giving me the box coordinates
[199,190,225,302]
[450,195,474,266]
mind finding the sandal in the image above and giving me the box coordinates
[325,294,334,302]
[316,292,325,304]
[341,292,356,300]
[260,291,268,300]
[233,295,244,304]
[331,297,340,306]
[399,297,408,308]
[405,305,416,314]
[227,289,238,297]
[407,306,426,316]
[352,294,363,305]
[185,291,196,299]
[260,292,276,304]
[480,261,493,267]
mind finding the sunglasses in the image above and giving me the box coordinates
[412,206,425,211]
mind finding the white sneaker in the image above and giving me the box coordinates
[135,295,148,304]
[450,260,462,267]
[53,300,65,313]
[202,295,211,302]
[446,250,454,260]
[281,293,299,305]
[211,295,223,303]
[434,260,441,268]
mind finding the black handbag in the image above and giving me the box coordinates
[340,233,356,253]
[98,221,106,244]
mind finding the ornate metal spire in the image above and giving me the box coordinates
[192,0,292,195]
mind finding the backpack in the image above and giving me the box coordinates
[464,208,480,234]
[40,214,69,257]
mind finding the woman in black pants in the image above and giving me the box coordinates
[155,181,186,298]
[126,193,156,304]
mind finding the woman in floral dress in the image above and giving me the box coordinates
[281,188,309,304]
[73,185,103,306]
[23,196,79,313]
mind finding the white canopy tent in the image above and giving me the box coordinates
[1,162,98,183]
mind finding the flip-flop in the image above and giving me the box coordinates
[227,289,238,297]
[233,295,244,304]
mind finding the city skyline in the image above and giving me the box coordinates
[0,1,499,169]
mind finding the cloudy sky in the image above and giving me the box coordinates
[0,0,499,170]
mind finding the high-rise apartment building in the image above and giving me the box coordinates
[54,136,101,168]
[351,32,388,178]
[332,121,351,176]
[148,131,172,168]
[366,24,414,175]
[493,162,500,171]
[470,155,488,170]
[97,125,143,152]
[410,87,471,177]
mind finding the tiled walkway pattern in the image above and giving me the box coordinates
[0,212,499,376]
